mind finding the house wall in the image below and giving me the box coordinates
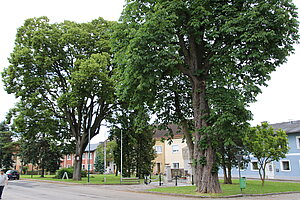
[153,140,165,174]
[164,138,186,170]
[60,151,96,172]
[219,132,300,180]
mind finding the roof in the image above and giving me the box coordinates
[270,120,300,134]
[154,124,183,139]
[84,143,102,152]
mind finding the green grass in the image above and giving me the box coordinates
[21,174,142,184]
[148,179,300,197]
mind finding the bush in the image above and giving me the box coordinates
[56,168,73,179]
[55,168,87,179]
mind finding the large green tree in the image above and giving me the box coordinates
[113,0,299,193]
[245,122,289,186]
[2,17,116,180]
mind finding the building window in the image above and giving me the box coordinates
[173,163,179,169]
[82,153,86,159]
[155,146,162,154]
[251,161,259,171]
[281,160,291,171]
[172,145,179,153]
[296,136,300,149]
[82,164,85,170]
[67,165,71,168]
[67,154,71,160]
[88,153,92,160]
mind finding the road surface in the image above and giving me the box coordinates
[2,180,300,200]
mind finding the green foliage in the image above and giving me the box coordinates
[109,105,155,178]
[56,168,74,179]
[94,141,116,173]
[198,156,207,166]
[245,122,289,185]
[2,16,116,180]
[0,121,14,169]
[112,0,299,192]
[6,101,69,175]
[55,168,87,179]
[94,153,104,173]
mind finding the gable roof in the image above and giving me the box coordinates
[154,124,183,139]
[270,120,300,134]
[84,143,102,152]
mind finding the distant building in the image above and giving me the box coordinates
[60,143,99,172]
[219,120,300,180]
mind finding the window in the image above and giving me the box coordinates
[82,153,86,159]
[251,161,259,171]
[172,145,179,153]
[296,136,300,149]
[173,163,179,169]
[88,153,92,160]
[281,160,291,171]
[67,154,71,160]
[67,165,71,168]
[82,164,85,170]
[155,146,162,154]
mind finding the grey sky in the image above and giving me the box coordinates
[0,0,299,139]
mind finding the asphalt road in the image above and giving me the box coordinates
[2,180,300,200]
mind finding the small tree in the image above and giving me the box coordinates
[94,141,116,173]
[245,122,289,185]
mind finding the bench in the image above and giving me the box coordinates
[121,177,140,184]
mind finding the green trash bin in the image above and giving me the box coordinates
[239,177,246,189]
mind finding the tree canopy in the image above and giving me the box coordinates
[113,0,299,193]
[245,122,289,185]
[2,17,116,180]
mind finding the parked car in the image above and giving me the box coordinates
[6,170,20,180]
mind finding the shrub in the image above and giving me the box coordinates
[55,168,87,179]
[56,168,73,179]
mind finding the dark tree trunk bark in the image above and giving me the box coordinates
[192,78,222,193]
[225,165,233,184]
[176,32,221,193]
[41,167,45,178]
[73,139,85,181]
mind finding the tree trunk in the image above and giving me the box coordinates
[227,165,232,184]
[223,166,228,184]
[41,167,45,178]
[73,140,85,181]
[192,78,222,193]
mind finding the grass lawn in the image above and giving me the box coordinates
[148,179,300,197]
[21,174,142,184]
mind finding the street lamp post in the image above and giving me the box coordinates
[87,103,93,184]
[87,125,91,183]
[104,131,107,183]
[120,129,123,182]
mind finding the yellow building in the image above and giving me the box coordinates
[153,125,192,177]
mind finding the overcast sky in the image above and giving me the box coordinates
[0,0,299,142]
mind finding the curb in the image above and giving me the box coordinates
[140,190,300,199]
[20,179,300,198]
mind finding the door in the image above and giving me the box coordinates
[156,163,161,174]
[266,163,275,179]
